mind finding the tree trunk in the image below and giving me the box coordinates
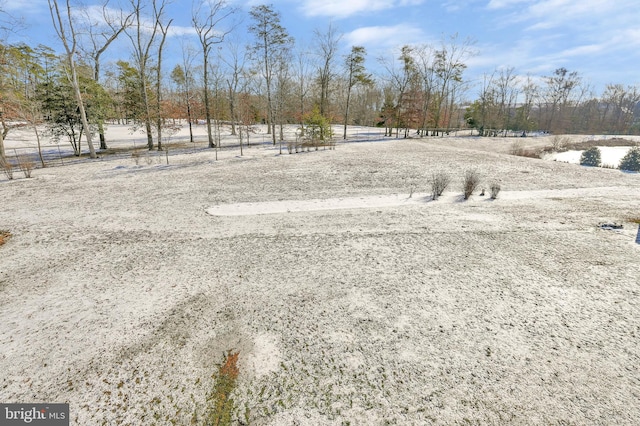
[34,125,46,168]
[140,67,154,150]
[186,100,194,143]
[343,85,351,140]
[98,120,107,150]
[203,55,215,148]
[0,124,7,163]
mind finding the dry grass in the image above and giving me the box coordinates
[628,216,640,224]
[199,351,240,425]
[0,230,11,246]
[540,138,639,154]
[510,141,541,158]
[16,154,35,178]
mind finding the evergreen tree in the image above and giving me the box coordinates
[619,146,640,172]
[580,147,601,167]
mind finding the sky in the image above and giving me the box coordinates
[3,0,640,97]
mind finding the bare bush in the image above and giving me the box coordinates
[551,135,570,152]
[462,169,481,200]
[490,181,501,199]
[16,154,35,178]
[132,150,142,165]
[430,170,451,200]
[0,157,15,180]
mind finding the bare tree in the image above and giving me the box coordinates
[79,0,133,149]
[48,0,97,158]
[170,41,197,143]
[414,44,437,136]
[192,0,236,149]
[273,46,292,153]
[292,45,313,131]
[314,22,342,118]
[154,13,172,151]
[248,4,293,145]
[600,84,640,134]
[343,46,371,139]
[495,67,518,134]
[432,34,474,133]
[543,67,581,133]
[516,74,538,133]
[220,37,249,138]
[124,0,169,150]
[379,45,417,138]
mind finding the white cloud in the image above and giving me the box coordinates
[344,24,426,49]
[301,0,426,19]
[486,0,530,9]
[3,0,45,12]
[168,25,197,37]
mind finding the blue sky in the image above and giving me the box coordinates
[4,0,639,96]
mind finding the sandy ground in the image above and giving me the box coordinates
[1,125,640,425]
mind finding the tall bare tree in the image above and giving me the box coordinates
[170,41,197,143]
[154,13,171,151]
[495,67,518,133]
[432,34,474,132]
[413,44,437,136]
[543,67,581,133]
[248,4,293,145]
[123,0,170,150]
[314,22,341,119]
[79,1,132,149]
[380,45,417,138]
[192,0,236,149]
[343,46,371,139]
[48,0,97,158]
[220,37,249,139]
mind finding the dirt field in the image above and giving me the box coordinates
[1,129,639,424]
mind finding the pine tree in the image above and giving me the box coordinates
[580,146,601,167]
[619,146,640,172]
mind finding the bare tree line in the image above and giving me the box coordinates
[1,0,639,162]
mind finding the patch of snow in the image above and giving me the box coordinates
[546,146,632,167]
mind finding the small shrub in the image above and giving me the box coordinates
[509,141,523,156]
[551,135,570,152]
[132,150,142,165]
[0,157,14,180]
[580,146,601,167]
[619,146,640,172]
[462,169,481,200]
[430,170,451,200]
[490,181,501,199]
[16,154,35,178]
